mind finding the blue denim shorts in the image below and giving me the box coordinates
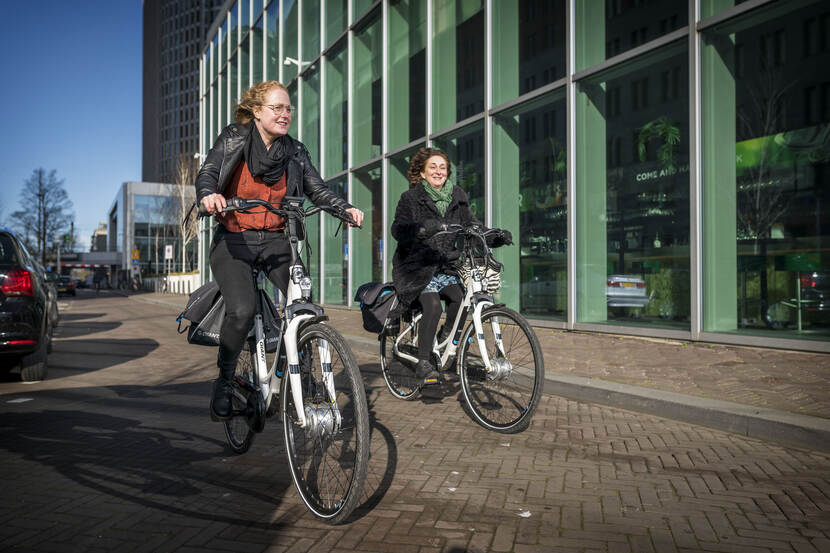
[423,273,462,294]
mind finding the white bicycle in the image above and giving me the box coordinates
[199,196,369,524]
[380,225,545,434]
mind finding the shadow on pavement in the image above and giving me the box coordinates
[0,384,295,530]
[56,312,105,323]
[52,318,123,339]
[349,392,397,522]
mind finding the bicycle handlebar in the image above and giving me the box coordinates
[198,196,360,228]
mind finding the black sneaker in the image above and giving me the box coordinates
[210,378,234,421]
[414,360,440,385]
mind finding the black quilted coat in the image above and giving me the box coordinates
[391,185,484,310]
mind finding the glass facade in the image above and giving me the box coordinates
[199,0,830,352]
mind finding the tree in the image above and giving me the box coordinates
[174,154,199,272]
[11,169,74,265]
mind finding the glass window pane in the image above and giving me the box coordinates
[326,0,347,46]
[388,145,425,277]
[241,0,250,35]
[355,0,374,21]
[229,53,238,114]
[220,20,228,68]
[353,10,382,164]
[432,121,485,221]
[302,0,320,59]
[324,41,348,176]
[494,91,567,318]
[702,0,754,20]
[493,0,566,107]
[575,0,687,72]
[255,0,265,21]
[702,1,830,340]
[576,42,691,329]
[266,1,279,80]
[323,178,348,304]
[241,36,251,89]
[230,2,239,48]
[301,65,321,164]
[389,0,427,149]
[353,164,383,297]
[284,0,299,82]
[252,16,264,83]
[433,0,484,131]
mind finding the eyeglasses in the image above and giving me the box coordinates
[262,104,293,116]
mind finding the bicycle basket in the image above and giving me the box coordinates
[457,254,503,294]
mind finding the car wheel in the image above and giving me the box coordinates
[20,339,47,382]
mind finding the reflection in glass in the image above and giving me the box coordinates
[283,0,299,82]
[323,179,348,305]
[266,1,278,79]
[301,65,321,165]
[326,0,347,45]
[354,10,382,164]
[353,164,383,297]
[241,35,251,89]
[493,0,566,107]
[576,0,687,71]
[433,0,484,131]
[133,195,197,275]
[702,1,830,339]
[577,43,690,328]
[302,0,320,60]
[494,92,567,317]
[389,0,426,149]
[433,121,485,221]
[252,16,263,84]
[325,41,348,176]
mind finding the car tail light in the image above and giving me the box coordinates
[1,269,34,297]
[7,340,36,345]
[800,274,817,288]
[636,282,646,288]
[607,280,621,287]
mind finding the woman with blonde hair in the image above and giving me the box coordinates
[196,81,364,421]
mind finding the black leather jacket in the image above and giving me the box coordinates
[195,122,352,212]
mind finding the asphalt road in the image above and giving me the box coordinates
[0,290,828,553]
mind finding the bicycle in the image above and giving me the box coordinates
[379,224,545,434]
[198,196,370,524]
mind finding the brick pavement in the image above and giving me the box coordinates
[0,291,828,552]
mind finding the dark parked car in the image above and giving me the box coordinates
[58,275,77,296]
[0,229,55,381]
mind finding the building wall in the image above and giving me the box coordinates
[198,0,830,352]
[143,0,224,183]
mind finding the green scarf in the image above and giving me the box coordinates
[422,180,454,216]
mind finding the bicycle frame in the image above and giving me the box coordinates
[230,198,344,430]
[390,228,508,375]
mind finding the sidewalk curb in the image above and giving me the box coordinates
[340,332,830,453]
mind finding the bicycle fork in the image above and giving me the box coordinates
[283,315,340,429]
[471,302,510,380]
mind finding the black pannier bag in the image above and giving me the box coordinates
[354,282,397,334]
[177,282,282,350]
[177,281,224,346]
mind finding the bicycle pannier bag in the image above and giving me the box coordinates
[354,281,397,334]
[177,281,224,347]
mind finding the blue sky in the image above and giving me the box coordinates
[0,1,142,249]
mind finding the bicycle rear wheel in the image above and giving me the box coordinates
[224,341,257,454]
[459,306,544,433]
[282,323,369,524]
[379,317,422,400]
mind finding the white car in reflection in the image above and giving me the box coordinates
[607,274,649,308]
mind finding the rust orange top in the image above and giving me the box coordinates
[218,161,287,231]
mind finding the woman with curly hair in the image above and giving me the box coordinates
[196,81,364,421]
[390,147,512,384]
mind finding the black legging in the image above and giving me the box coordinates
[209,226,293,375]
[417,284,464,362]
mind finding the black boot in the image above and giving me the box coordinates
[414,359,439,385]
[211,346,238,421]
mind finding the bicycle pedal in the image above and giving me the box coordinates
[422,376,440,386]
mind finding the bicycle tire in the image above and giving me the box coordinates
[224,340,257,454]
[458,306,544,434]
[379,317,423,400]
[282,323,370,524]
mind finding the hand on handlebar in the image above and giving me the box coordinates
[418,218,446,239]
[200,193,226,216]
[494,229,514,246]
[345,207,364,227]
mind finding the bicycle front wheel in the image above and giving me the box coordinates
[281,323,369,524]
[224,340,257,454]
[458,306,544,433]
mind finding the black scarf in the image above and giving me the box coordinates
[244,122,289,185]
